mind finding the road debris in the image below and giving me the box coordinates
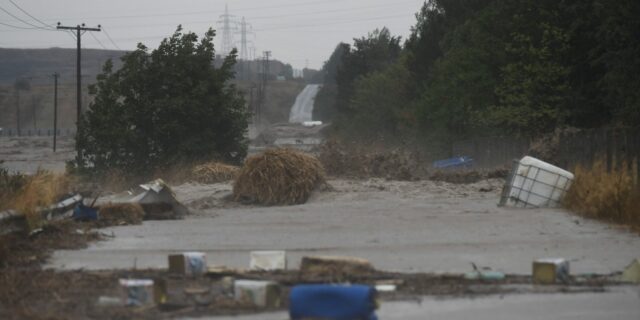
[533,258,570,284]
[131,179,189,219]
[500,156,574,208]
[234,280,283,307]
[300,256,375,280]
[620,258,640,283]
[119,279,156,307]
[169,252,208,276]
[289,284,378,320]
[433,156,474,169]
[250,250,287,271]
[96,203,145,226]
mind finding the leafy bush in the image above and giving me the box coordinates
[74,26,249,177]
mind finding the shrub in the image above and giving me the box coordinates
[74,26,249,178]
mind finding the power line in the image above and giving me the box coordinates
[8,0,54,29]
[101,27,121,50]
[0,5,50,30]
[46,0,359,21]
[0,20,40,29]
[89,30,107,49]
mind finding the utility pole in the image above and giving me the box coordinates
[56,22,101,160]
[52,72,59,152]
[15,87,20,136]
[256,51,271,124]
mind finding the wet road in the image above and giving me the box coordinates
[188,288,640,320]
[288,84,320,123]
[49,179,640,275]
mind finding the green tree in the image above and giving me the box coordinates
[488,2,571,135]
[349,58,415,139]
[75,26,249,176]
[335,28,402,117]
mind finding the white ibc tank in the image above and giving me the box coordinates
[502,156,574,208]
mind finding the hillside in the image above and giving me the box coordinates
[0,48,126,86]
[0,47,313,131]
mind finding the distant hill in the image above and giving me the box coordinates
[0,47,318,130]
[0,47,126,85]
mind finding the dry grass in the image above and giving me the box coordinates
[564,160,640,229]
[0,164,28,211]
[9,171,72,231]
[97,203,145,227]
[192,162,240,184]
[233,148,325,205]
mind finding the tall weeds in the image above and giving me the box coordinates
[8,171,71,231]
[564,160,639,229]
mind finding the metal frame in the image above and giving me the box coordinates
[500,160,571,208]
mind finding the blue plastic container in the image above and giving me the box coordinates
[433,156,474,169]
[72,204,98,221]
[289,284,378,320]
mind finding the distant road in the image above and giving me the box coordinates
[289,84,321,123]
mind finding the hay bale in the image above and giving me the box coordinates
[192,162,240,184]
[233,148,325,205]
[98,203,145,226]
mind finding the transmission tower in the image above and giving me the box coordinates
[235,17,256,80]
[217,4,237,56]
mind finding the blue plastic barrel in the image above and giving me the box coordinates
[289,284,378,320]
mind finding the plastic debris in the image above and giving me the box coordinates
[119,279,156,307]
[500,156,574,208]
[234,280,282,307]
[168,252,207,276]
[250,251,287,271]
[72,204,99,221]
[533,258,570,284]
[433,156,474,169]
[464,271,506,281]
[289,284,378,320]
[621,258,640,283]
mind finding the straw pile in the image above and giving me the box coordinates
[97,203,145,226]
[192,162,240,184]
[233,148,325,205]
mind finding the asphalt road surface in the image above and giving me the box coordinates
[49,179,640,275]
[288,84,320,123]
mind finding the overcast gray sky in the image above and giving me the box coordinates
[0,0,425,69]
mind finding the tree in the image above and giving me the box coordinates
[334,28,402,117]
[75,26,249,176]
[488,1,571,136]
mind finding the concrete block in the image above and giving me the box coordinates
[234,280,282,307]
[533,258,570,284]
[119,279,155,307]
[168,252,207,276]
[250,250,287,271]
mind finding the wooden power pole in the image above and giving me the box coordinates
[52,72,59,152]
[56,23,101,159]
